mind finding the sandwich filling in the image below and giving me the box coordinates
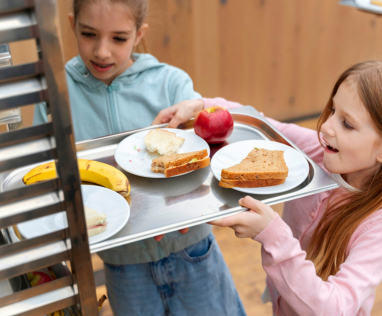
[85,206,107,235]
[151,149,210,177]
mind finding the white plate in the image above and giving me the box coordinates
[114,128,210,178]
[17,185,130,244]
[211,140,309,195]
[355,0,382,13]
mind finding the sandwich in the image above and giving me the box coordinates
[151,149,210,177]
[219,148,288,188]
[144,128,185,156]
[85,206,107,237]
[371,0,382,6]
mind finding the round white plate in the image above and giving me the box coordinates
[17,185,130,244]
[114,128,210,178]
[211,140,309,195]
[355,0,382,14]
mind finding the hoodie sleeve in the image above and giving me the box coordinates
[33,102,49,125]
[168,69,201,105]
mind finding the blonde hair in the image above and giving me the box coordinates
[73,0,149,53]
[307,61,382,281]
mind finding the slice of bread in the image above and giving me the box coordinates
[144,128,185,155]
[219,178,286,188]
[219,148,288,188]
[88,225,107,237]
[151,149,210,177]
[152,149,208,170]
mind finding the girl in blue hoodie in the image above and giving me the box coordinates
[34,1,245,315]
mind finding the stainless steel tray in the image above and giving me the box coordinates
[0,106,338,253]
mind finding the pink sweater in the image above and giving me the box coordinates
[203,98,382,316]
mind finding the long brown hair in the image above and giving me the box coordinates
[73,0,149,53]
[307,61,382,281]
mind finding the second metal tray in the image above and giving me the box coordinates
[1,106,338,253]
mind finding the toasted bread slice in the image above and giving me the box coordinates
[165,157,210,177]
[151,149,210,177]
[144,128,185,155]
[221,148,288,181]
[219,178,286,188]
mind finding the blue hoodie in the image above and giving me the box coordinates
[34,53,201,141]
[34,53,212,264]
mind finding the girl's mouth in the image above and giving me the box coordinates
[91,61,113,72]
[325,144,339,153]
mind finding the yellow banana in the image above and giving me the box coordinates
[48,311,64,316]
[22,159,130,197]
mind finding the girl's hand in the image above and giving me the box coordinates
[154,228,189,241]
[151,99,204,128]
[209,196,276,239]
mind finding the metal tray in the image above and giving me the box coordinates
[0,106,338,253]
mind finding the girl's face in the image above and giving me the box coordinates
[69,1,148,86]
[321,80,382,188]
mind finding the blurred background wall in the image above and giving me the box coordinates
[4,0,382,132]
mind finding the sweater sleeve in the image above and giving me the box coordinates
[255,214,382,316]
[202,97,243,110]
[264,117,325,169]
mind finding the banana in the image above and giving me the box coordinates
[48,311,64,316]
[22,159,130,197]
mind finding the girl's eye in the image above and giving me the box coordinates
[343,120,353,130]
[114,37,127,42]
[330,107,335,113]
[81,32,95,38]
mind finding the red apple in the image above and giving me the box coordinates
[27,271,52,287]
[194,106,234,144]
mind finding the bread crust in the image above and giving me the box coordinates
[219,178,286,188]
[221,148,288,181]
[88,225,106,237]
[164,157,210,177]
[152,149,208,169]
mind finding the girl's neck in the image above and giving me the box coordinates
[333,173,361,192]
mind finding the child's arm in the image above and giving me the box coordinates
[211,197,382,315]
[152,97,243,128]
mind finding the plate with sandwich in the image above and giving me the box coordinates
[211,140,309,195]
[114,128,210,178]
[17,185,130,244]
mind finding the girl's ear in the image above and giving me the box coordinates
[134,23,149,46]
[377,152,382,163]
[68,13,76,33]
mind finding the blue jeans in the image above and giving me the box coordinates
[104,233,246,316]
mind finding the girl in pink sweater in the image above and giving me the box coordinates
[153,61,382,315]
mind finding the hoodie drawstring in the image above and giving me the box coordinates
[107,83,121,134]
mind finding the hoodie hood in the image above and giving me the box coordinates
[65,53,164,90]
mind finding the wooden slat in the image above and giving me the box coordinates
[0,148,56,173]
[0,60,44,82]
[0,229,67,258]
[0,251,69,281]
[0,0,35,13]
[0,275,72,307]
[0,89,48,111]
[17,296,77,316]
[0,123,52,148]
[0,179,59,206]
[0,203,63,230]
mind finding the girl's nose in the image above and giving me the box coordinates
[321,118,335,137]
[94,41,111,59]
